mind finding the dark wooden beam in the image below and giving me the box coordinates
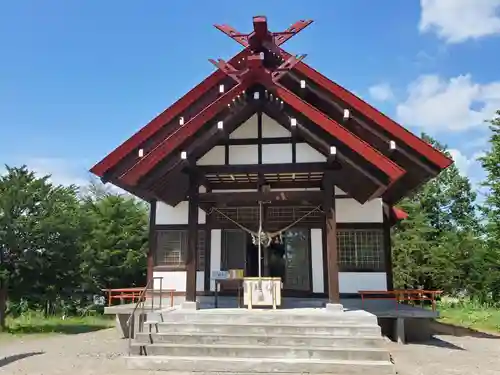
[203,187,213,293]
[322,171,340,303]
[221,136,293,146]
[199,190,323,204]
[383,203,394,291]
[185,175,199,302]
[198,162,328,175]
[209,181,322,190]
[147,199,157,282]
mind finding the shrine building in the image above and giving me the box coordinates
[90,16,452,306]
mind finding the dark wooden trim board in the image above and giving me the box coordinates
[147,199,157,281]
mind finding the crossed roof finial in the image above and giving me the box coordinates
[210,16,313,85]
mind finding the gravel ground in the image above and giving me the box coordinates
[388,334,500,375]
[0,328,160,375]
[1,329,499,374]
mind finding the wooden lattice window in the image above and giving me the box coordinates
[337,229,384,271]
[155,230,205,270]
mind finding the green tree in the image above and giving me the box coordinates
[478,111,500,302]
[392,134,482,295]
[0,166,82,329]
[79,191,148,293]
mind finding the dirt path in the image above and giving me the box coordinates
[1,329,500,374]
[388,334,500,375]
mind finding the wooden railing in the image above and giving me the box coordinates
[102,287,145,306]
[102,286,176,308]
[359,289,443,311]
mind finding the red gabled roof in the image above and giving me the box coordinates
[90,49,250,178]
[90,16,452,205]
[282,50,452,170]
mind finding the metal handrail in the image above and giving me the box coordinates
[126,276,164,355]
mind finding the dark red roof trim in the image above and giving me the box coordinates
[90,49,250,178]
[280,49,453,170]
[276,86,405,183]
[392,207,408,220]
[120,82,250,185]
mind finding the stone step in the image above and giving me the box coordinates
[135,332,384,347]
[131,343,389,361]
[149,322,381,336]
[159,310,378,325]
[126,355,395,374]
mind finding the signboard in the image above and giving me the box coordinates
[211,270,229,280]
[211,269,244,280]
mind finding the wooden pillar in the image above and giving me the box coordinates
[204,191,213,293]
[322,171,340,303]
[383,204,394,291]
[185,175,199,302]
[147,199,157,283]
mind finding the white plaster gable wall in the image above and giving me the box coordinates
[336,198,383,223]
[261,113,290,137]
[295,143,326,163]
[229,145,258,164]
[156,201,206,225]
[339,272,387,293]
[197,145,225,165]
[196,114,326,166]
[310,228,324,293]
[229,114,258,139]
[153,271,204,292]
[209,229,222,291]
[262,144,292,164]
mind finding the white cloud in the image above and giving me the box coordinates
[0,158,87,186]
[448,149,484,176]
[396,74,500,132]
[25,158,90,187]
[368,83,394,102]
[419,0,500,43]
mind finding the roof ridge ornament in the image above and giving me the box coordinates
[210,16,310,86]
[214,16,313,53]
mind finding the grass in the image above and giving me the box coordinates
[437,299,500,334]
[1,311,114,336]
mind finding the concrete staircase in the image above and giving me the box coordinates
[126,308,394,374]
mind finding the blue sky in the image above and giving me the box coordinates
[1,0,499,193]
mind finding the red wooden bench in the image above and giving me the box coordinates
[358,289,443,311]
